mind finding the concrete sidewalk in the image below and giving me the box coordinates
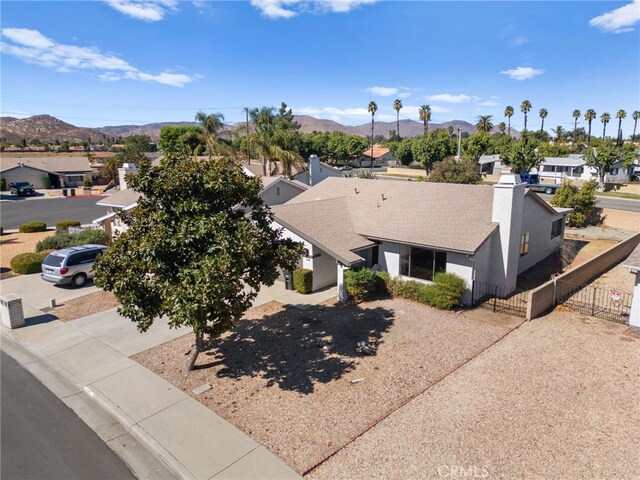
[2,304,300,480]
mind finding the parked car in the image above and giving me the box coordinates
[41,244,107,287]
[9,182,35,196]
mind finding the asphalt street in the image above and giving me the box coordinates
[1,197,109,229]
[537,193,640,213]
[0,350,136,480]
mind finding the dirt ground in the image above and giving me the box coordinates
[601,208,640,232]
[309,311,640,480]
[50,290,119,321]
[0,230,54,279]
[133,298,511,474]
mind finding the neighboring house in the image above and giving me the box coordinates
[242,155,343,187]
[0,156,93,188]
[359,144,398,167]
[271,175,571,304]
[478,154,504,175]
[93,163,308,236]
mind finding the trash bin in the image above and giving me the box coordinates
[70,188,76,197]
[62,188,68,196]
[283,270,294,290]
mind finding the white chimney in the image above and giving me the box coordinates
[118,163,137,190]
[491,174,525,292]
[309,155,320,186]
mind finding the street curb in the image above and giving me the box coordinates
[0,326,193,480]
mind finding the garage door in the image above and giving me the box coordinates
[3,168,48,189]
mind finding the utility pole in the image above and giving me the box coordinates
[456,128,462,161]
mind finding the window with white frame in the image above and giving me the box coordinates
[399,245,446,281]
[520,232,529,256]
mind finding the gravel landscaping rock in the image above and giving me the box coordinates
[133,298,509,474]
[309,311,640,479]
[51,291,119,322]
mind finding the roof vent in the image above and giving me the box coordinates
[381,193,386,201]
[354,188,359,194]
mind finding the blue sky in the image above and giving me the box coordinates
[1,1,639,133]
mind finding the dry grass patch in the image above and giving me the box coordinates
[133,298,509,474]
[51,290,119,322]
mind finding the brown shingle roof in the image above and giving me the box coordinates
[361,144,391,159]
[1,156,93,174]
[275,177,498,260]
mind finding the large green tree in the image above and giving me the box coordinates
[419,105,431,135]
[600,112,611,139]
[584,109,597,144]
[539,108,548,134]
[427,157,481,184]
[500,131,543,174]
[572,109,581,144]
[615,109,626,145]
[159,125,204,154]
[94,153,303,373]
[475,115,494,133]
[550,180,597,227]
[584,138,619,189]
[412,130,456,174]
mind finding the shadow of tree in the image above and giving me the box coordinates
[199,302,395,394]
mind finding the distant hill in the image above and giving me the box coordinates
[0,114,519,145]
[97,122,199,140]
[0,114,103,144]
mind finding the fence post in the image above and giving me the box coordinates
[591,288,597,317]
[493,286,498,313]
[552,276,557,307]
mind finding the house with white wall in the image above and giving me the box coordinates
[271,176,570,304]
[359,144,398,167]
[1,156,93,188]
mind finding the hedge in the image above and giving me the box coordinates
[19,221,47,233]
[35,229,110,252]
[11,252,45,274]
[293,268,313,294]
[55,219,81,230]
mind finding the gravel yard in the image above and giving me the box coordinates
[133,298,511,474]
[309,311,640,479]
[50,290,119,321]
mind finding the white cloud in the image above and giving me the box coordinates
[500,66,544,81]
[104,0,178,21]
[1,27,195,87]
[366,86,413,98]
[589,0,640,33]
[424,93,472,104]
[509,35,528,47]
[477,97,500,107]
[251,0,377,19]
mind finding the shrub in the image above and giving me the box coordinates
[35,229,110,252]
[19,221,47,233]
[345,267,392,301]
[293,268,313,294]
[390,279,429,302]
[422,273,467,310]
[55,219,81,230]
[10,252,45,274]
[550,180,597,227]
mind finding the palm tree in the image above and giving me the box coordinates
[572,109,581,143]
[368,101,378,170]
[520,100,532,131]
[615,109,626,145]
[539,108,548,134]
[187,111,228,158]
[476,115,494,133]
[249,106,304,178]
[600,112,611,139]
[419,105,431,135]
[498,122,506,135]
[584,109,596,144]
[393,99,403,139]
[551,125,566,142]
[633,110,640,141]
[504,105,514,136]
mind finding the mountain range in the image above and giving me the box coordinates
[0,114,517,144]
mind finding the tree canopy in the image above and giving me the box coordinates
[94,153,303,373]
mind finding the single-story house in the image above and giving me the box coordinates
[271,175,571,305]
[359,144,398,167]
[0,156,93,188]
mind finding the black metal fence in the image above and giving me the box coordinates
[472,281,528,318]
[555,280,631,324]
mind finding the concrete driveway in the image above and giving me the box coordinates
[250,281,337,309]
[0,274,99,310]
